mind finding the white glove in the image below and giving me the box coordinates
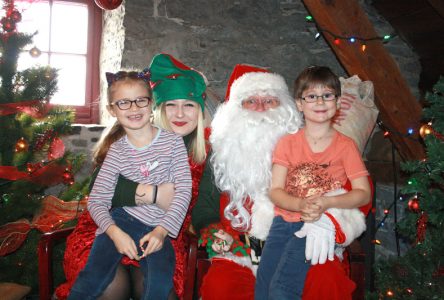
[211,230,234,255]
[295,213,335,265]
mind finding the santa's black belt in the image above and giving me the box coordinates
[240,234,265,265]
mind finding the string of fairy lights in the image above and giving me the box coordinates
[371,119,441,248]
[305,11,443,253]
[305,15,397,52]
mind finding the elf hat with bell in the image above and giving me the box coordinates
[149,53,207,112]
[225,64,291,105]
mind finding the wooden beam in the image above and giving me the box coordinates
[428,0,444,19]
[302,0,425,161]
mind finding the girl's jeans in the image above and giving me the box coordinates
[68,208,175,300]
[255,216,310,300]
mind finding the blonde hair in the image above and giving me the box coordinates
[93,74,152,165]
[153,102,207,164]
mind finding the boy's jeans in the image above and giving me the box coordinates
[255,216,310,300]
[68,208,175,300]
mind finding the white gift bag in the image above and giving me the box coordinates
[333,75,379,154]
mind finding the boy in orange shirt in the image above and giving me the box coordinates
[255,66,371,299]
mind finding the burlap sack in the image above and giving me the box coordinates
[333,75,379,154]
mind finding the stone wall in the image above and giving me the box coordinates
[117,0,420,101]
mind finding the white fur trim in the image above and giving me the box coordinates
[229,72,290,105]
[212,253,254,271]
[324,188,367,246]
[250,193,274,240]
[327,207,366,247]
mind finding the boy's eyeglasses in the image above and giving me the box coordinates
[110,97,152,110]
[301,93,337,103]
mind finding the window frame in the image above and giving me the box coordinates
[17,0,102,124]
[65,0,102,124]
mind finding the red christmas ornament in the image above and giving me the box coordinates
[1,16,15,32]
[94,0,123,10]
[10,10,21,23]
[62,169,74,185]
[408,196,420,212]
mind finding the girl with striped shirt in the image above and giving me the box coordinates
[68,70,191,300]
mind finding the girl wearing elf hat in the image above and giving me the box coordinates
[56,53,218,300]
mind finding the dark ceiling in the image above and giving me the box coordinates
[372,0,444,97]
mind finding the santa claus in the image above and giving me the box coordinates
[194,64,369,300]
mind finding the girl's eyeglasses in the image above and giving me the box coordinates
[110,97,152,110]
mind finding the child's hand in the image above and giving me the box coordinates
[139,226,168,257]
[300,194,324,222]
[306,194,329,213]
[106,225,140,260]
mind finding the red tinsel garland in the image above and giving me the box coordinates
[416,212,428,244]
[0,195,87,256]
[0,161,67,185]
[0,99,50,118]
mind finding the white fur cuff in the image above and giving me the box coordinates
[327,207,366,247]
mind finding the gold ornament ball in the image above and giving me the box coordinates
[29,46,41,58]
[419,124,433,138]
[15,137,29,152]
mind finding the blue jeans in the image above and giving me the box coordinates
[255,216,310,300]
[68,208,175,300]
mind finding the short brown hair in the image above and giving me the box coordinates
[294,66,341,99]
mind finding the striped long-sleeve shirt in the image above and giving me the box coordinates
[87,128,192,238]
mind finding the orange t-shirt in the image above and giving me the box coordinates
[272,128,369,222]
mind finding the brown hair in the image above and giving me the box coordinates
[294,66,341,99]
[93,73,153,165]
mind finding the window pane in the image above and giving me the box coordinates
[52,2,88,54]
[50,54,86,106]
[17,52,49,71]
[15,1,50,51]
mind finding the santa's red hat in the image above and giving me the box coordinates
[225,64,291,104]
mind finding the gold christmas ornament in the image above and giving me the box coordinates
[419,123,433,138]
[29,46,41,58]
[15,137,29,152]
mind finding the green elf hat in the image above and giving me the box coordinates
[149,53,207,112]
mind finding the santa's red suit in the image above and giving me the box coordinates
[200,185,372,300]
[198,64,372,300]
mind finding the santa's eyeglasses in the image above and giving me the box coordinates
[241,97,280,109]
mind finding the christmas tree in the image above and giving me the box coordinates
[374,77,444,299]
[0,0,88,291]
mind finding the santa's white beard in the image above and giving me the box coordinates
[210,99,301,238]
